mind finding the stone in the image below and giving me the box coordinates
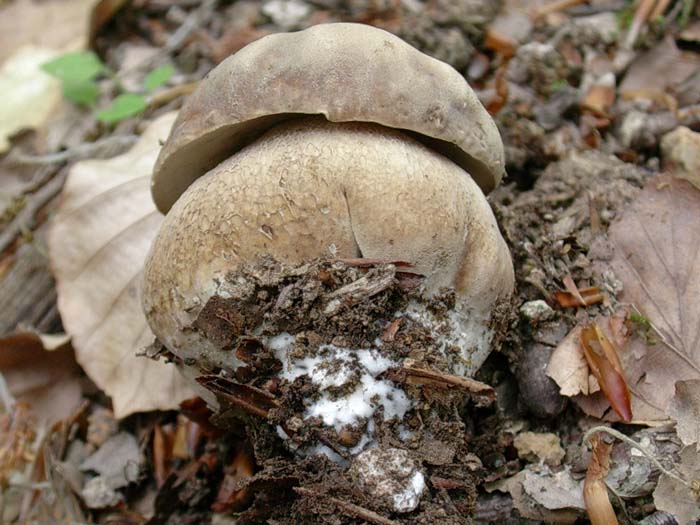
[261,0,310,30]
[350,447,426,513]
[519,300,554,323]
[661,126,700,174]
[517,343,567,418]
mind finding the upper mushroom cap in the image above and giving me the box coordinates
[151,22,505,213]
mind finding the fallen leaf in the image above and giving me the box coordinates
[668,380,700,450]
[547,325,590,396]
[48,112,194,418]
[619,37,700,104]
[583,435,618,525]
[0,46,62,153]
[80,432,140,489]
[580,323,632,422]
[0,0,96,64]
[594,176,700,422]
[0,332,82,425]
[522,467,585,512]
[553,287,604,308]
[653,446,700,525]
[513,431,565,466]
[484,7,532,58]
[487,469,581,523]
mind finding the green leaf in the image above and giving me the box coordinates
[96,94,148,124]
[62,79,100,107]
[41,51,105,83]
[144,64,175,91]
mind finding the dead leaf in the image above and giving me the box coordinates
[580,323,632,422]
[0,46,62,153]
[668,380,700,450]
[619,37,700,104]
[487,469,581,523]
[0,0,96,64]
[595,176,700,422]
[653,446,700,525]
[89,0,129,46]
[80,432,140,489]
[0,332,82,425]
[522,467,585,512]
[48,112,194,418]
[484,8,532,58]
[547,325,591,396]
[513,432,565,466]
[553,286,604,308]
[583,435,618,525]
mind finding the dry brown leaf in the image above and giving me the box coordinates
[513,431,565,466]
[580,323,632,422]
[619,37,700,104]
[0,332,82,425]
[547,325,591,396]
[48,112,193,418]
[668,380,700,450]
[0,46,63,153]
[583,435,618,525]
[599,176,700,422]
[653,446,700,525]
[522,467,585,512]
[0,0,99,153]
[0,0,96,64]
[487,469,581,523]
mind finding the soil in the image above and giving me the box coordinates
[166,258,501,524]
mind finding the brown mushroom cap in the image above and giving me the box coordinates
[151,22,505,213]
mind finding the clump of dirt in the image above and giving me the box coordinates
[164,258,509,524]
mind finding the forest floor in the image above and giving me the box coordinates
[1,0,700,524]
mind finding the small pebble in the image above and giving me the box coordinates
[519,300,554,323]
[517,343,567,418]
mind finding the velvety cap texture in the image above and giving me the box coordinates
[152,22,505,213]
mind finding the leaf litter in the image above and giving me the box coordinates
[3,0,700,523]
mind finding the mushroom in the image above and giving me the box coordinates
[142,23,514,382]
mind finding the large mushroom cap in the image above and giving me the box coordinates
[151,22,505,213]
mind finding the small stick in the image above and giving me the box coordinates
[533,0,587,19]
[294,487,400,525]
[0,171,67,254]
[149,81,199,108]
[10,135,138,166]
[650,0,672,19]
[625,0,658,48]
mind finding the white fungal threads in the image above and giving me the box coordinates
[268,334,411,432]
[401,300,492,377]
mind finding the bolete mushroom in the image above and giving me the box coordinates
[143,22,513,386]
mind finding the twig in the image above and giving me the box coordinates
[9,135,138,166]
[650,0,672,20]
[294,487,400,525]
[625,0,657,49]
[533,0,587,19]
[582,426,688,487]
[149,81,199,108]
[0,171,68,254]
[124,0,218,76]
